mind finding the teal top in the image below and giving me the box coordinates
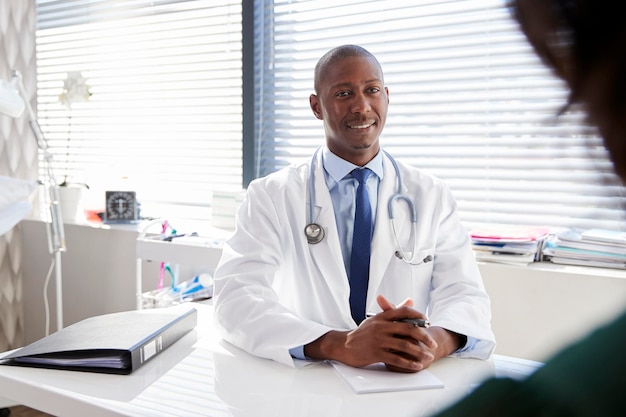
[434,309,626,416]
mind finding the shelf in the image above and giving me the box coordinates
[135,235,225,309]
[136,236,223,267]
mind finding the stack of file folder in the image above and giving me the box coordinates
[543,228,626,269]
[470,225,550,266]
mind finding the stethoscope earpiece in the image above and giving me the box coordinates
[305,223,325,244]
[395,251,433,265]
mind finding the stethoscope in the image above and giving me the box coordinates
[304,148,433,265]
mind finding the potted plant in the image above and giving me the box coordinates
[57,71,92,222]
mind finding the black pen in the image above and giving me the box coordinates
[400,318,430,328]
[366,313,430,328]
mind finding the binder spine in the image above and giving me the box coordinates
[131,309,198,372]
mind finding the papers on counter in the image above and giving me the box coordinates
[470,225,550,266]
[543,228,626,269]
[580,229,626,245]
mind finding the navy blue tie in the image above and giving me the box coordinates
[349,168,373,324]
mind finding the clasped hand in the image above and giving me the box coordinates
[344,295,438,373]
[304,295,462,372]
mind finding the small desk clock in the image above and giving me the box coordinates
[104,191,138,223]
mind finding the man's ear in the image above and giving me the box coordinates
[309,94,323,120]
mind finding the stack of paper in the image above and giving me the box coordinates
[470,225,550,266]
[543,229,626,269]
[330,361,444,394]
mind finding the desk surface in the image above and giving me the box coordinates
[0,303,541,417]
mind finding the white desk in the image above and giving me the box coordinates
[0,303,541,417]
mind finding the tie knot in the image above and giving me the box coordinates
[351,168,372,185]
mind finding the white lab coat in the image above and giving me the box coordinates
[214,149,495,367]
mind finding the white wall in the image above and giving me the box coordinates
[21,220,143,344]
[480,262,626,361]
[20,219,626,362]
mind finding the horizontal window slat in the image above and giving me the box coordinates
[36,0,243,219]
[256,0,626,230]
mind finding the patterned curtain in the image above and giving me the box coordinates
[0,0,38,351]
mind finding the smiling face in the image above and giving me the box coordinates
[310,54,389,166]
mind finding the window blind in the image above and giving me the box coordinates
[35,0,242,222]
[254,0,626,231]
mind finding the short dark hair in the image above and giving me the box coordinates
[313,45,383,94]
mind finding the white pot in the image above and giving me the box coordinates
[58,186,83,222]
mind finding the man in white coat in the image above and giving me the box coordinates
[214,45,495,373]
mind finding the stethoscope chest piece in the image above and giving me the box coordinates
[305,223,324,244]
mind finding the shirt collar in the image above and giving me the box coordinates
[321,146,384,183]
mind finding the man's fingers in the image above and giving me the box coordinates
[397,297,413,308]
[376,294,414,312]
[376,294,395,311]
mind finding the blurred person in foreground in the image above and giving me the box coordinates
[434,0,626,415]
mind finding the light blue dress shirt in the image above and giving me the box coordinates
[321,147,384,277]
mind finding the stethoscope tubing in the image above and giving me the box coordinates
[305,147,431,265]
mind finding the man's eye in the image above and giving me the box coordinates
[368,87,380,94]
[336,91,350,97]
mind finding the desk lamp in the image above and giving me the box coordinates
[0,70,66,333]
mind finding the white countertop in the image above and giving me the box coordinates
[0,302,541,417]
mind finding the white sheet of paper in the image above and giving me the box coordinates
[331,361,445,394]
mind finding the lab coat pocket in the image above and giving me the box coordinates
[379,248,435,308]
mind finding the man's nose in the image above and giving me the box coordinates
[351,93,371,113]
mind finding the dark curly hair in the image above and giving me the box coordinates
[511,0,626,181]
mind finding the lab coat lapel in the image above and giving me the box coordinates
[306,153,353,323]
[368,155,403,307]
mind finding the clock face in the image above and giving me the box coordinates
[105,191,137,223]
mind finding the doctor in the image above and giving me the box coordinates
[214,45,495,372]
